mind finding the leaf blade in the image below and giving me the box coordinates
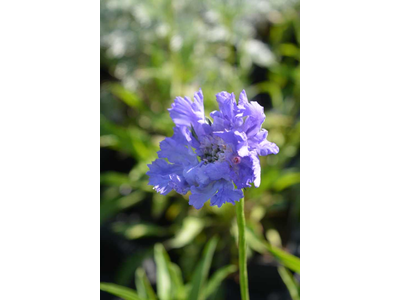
[135,267,157,300]
[168,262,186,300]
[100,282,144,300]
[204,265,237,299]
[154,243,172,300]
[165,217,204,249]
[278,267,300,300]
[188,236,219,300]
[246,228,300,274]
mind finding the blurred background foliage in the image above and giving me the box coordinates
[101,0,299,299]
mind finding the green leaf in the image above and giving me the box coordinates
[190,124,200,142]
[135,267,157,300]
[278,267,300,300]
[100,115,135,155]
[267,244,300,274]
[100,115,155,160]
[246,228,300,274]
[168,262,186,300]
[117,191,146,210]
[100,172,130,186]
[100,191,146,224]
[152,193,169,219]
[272,172,300,192]
[116,249,152,286]
[279,43,300,60]
[100,282,144,300]
[165,217,204,249]
[109,83,145,110]
[114,223,169,240]
[204,265,237,299]
[154,243,172,300]
[188,236,219,300]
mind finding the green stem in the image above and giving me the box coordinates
[236,193,250,300]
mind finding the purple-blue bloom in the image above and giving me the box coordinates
[147,89,279,209]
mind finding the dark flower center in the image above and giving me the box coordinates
[201,144,224,164]
[199,136,229,164]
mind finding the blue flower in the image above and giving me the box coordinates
[147,89,279,209]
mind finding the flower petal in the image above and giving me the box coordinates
[210,180,243,207]
[203,161,231,181]
[158,132,198,166]
[258,140,279,156]
[248,128,279,156]
[238,90,265,138]
[168,89,205,132]
[169,173,190,195]
[147,159,185,195]
[215,92,243,129]
[189,181,221,209]
[183,163,210,186]
[230,152,261,188]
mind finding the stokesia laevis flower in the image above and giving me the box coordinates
[147,89,279,209]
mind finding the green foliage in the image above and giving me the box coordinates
[116,249,153,286]
[101,0,300,298]
[102,239,232,300]
[246,227,300,274]
[188,237,218,300]
[204,265,237,299]
[278,267,300,300]
[165,217,205,249]
[136,268,157,300]
[168,262,186,300]
[100,282,144,300]
[154,244,173,300]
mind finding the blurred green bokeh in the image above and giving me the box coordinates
[101,0,299,299]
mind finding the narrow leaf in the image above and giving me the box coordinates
[154,243,172,300]
[114,223,168,240]
[100,172,130,186]
[204,265,237,299]
[100,282,144,300]
[246,228,300,274]
[272,172,300,192]
[109,83,144,110]
[278,267,300,300]
[190,124,200,142]
[168,262,186,300]
[135,267,157,300]
[165,217,204,249]
[188,236,218,300]
[268,244,300,274]
[116,249,152,286]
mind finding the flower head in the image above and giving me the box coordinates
[147,89,279,209]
